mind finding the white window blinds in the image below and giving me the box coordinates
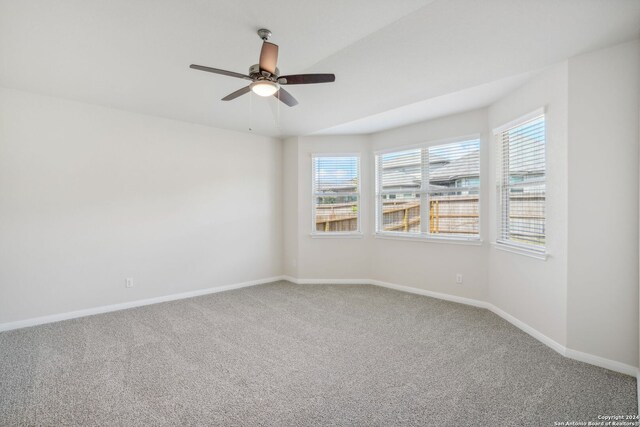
[496,115,546,249]
[312,155,360,233]
[375,139,480,239]
[428,141,480,237]
[378,149,422,234]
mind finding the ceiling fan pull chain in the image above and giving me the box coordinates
[277,91,281,131]
[249,90,253,132]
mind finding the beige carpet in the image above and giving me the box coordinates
[0,281,636,426]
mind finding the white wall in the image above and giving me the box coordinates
[0,87,283,324]
[285,109,491,302]
[566,40,640,367]
[290,135,372,280]
[369,109,490,301]
[282,137,299,279]
[487,63,570,346]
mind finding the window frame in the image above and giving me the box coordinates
[311,153,362,237]
[374,135,482,243]
[493,108,547,257]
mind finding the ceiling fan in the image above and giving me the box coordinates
[190,29,335,107]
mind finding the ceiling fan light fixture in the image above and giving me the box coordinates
[250,80,279,97]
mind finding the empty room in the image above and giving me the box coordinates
[1,0,640,425]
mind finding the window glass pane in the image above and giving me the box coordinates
[428,140,480,189]
[429,190,479,236]
[506,183,545,246]
[506,117,545,185]
[426,139,480,237]
[376,139,481,239]
[381,193,420,233]
[499,115,546,248]
[380,149,422,191]
[315,195,359,232]
[313,156,359,233]
[314,157,359,195]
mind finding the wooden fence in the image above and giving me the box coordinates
[315,195,481,234]
[504,193,546,244]
[315,194,545,235]
[315,202,359,232]
[380,195,479,234]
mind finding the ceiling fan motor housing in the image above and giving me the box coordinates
[257,28,272,41]
[249,64,279,79]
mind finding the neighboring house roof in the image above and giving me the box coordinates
[317,185,358,193]
[380,147,542,190]
[381,150,480,189]
[429,150,479,183]
[509,162,545,176]
[317,179,358,193]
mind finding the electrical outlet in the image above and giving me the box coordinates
[456,274,463,284]
[125,278,134,288]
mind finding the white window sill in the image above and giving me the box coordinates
[310,232,363,239]
[491,242,548,260]
[374,232,483,246]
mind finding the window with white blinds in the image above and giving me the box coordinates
[312,155,360,234]
[375,138,480,240]
[496,114,546,250]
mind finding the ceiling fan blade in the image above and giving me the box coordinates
[259,42,278,75]
[190,64,253,81]
[221,85,251,101]
[278,74,335,85]
[274,87,298,107]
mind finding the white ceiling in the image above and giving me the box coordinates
[1,0,639,137]
[314,71,539,135]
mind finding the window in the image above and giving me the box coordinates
[495,113,545,251]
[312,155,360,234]
[375,138,480,240]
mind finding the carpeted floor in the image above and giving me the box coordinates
[0,281,636,426]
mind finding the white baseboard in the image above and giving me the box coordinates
[2,274,637,379]
[284,276,638,378]
[292,277,372,285]
[0,275,286,332]
[564,348,638,378]
[487,304,567,356]
[287,277,488,309]
[485,304,640,377]
[281,275,297,283]
[370,279,491,310]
